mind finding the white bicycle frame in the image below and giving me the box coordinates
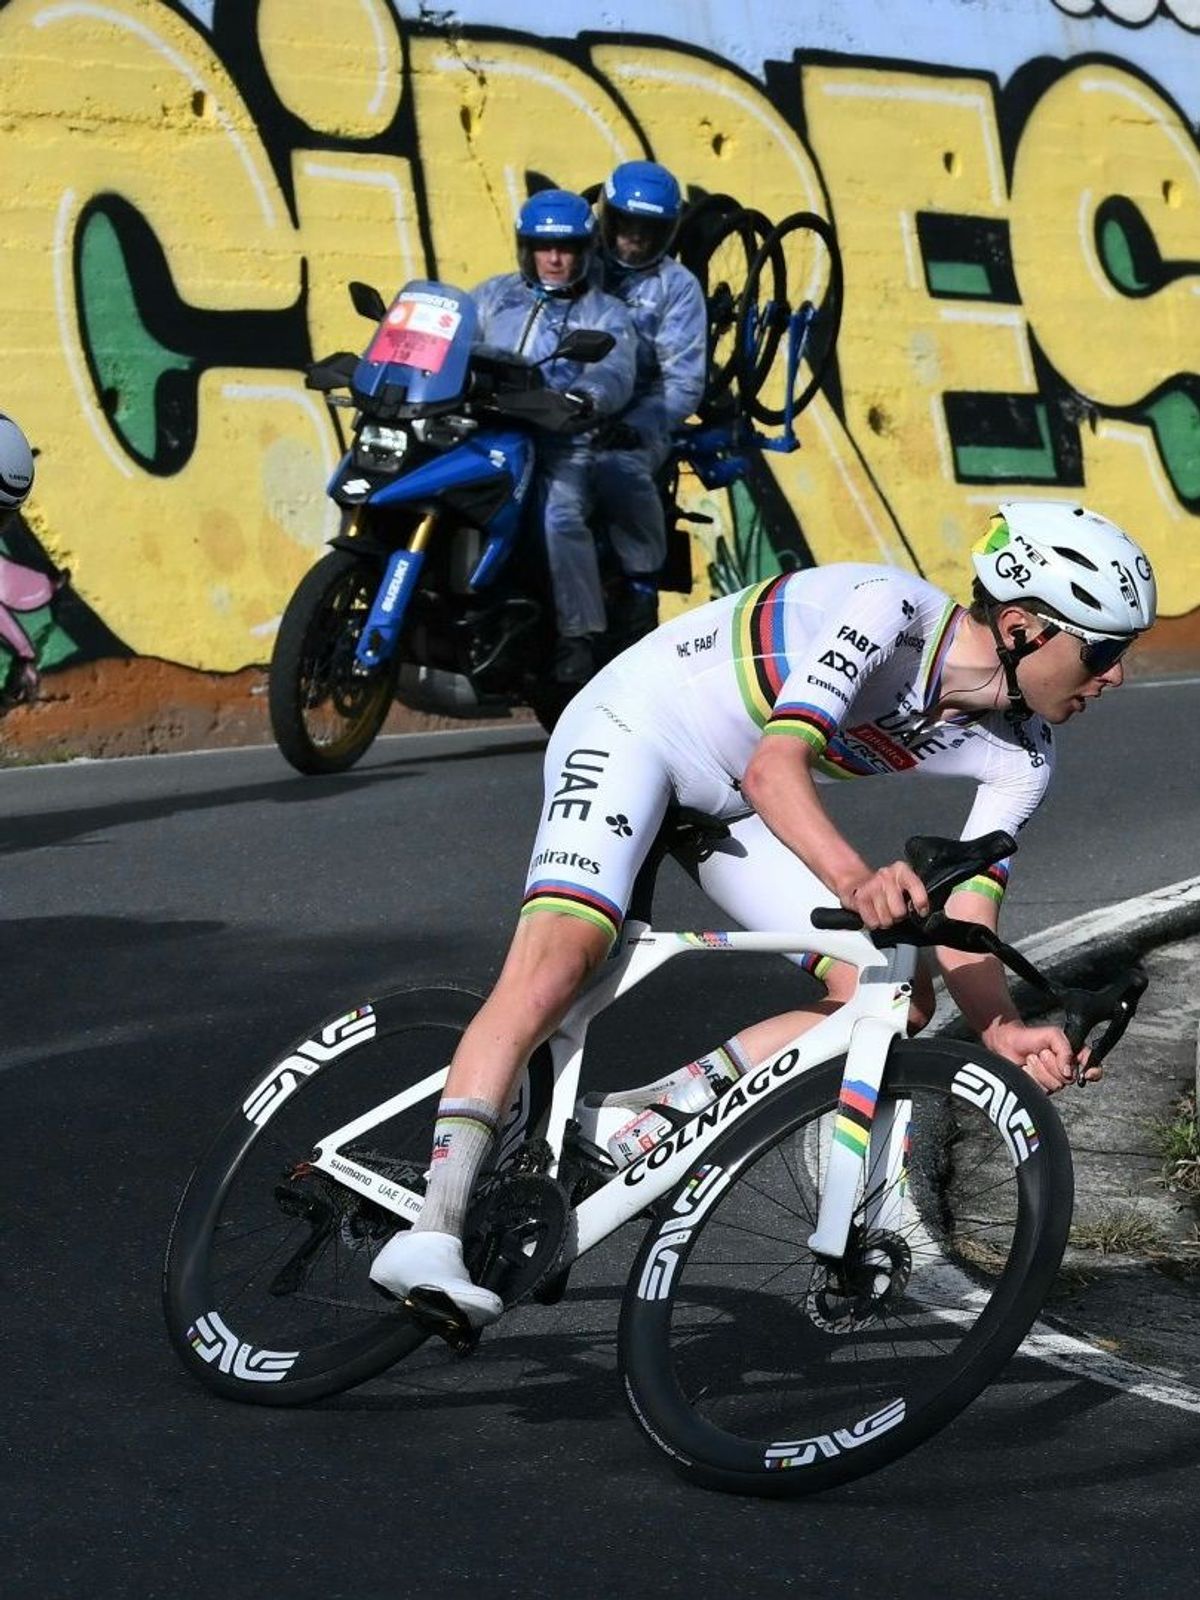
[307,911,919,1266]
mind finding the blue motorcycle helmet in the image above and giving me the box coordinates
[600,160,682,269]
[516,189,596,294]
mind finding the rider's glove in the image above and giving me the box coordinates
[562,390,595,421]
[593,419,643,451]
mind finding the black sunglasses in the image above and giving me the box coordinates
[1032,617,1133,676]
[1079,635,1133,675]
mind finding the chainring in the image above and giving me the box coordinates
[464,1172,571,1309]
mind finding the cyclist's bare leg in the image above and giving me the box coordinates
[369,910,610,1321]
[443,910,612,1105]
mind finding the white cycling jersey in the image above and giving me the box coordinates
[522,564,1054,951]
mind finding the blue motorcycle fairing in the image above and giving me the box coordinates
[353,281,477,408]
[369,427,535,591]
[368,427,532,511]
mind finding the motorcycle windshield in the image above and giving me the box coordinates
[353,281,477,408]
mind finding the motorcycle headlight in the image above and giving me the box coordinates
[412,414,478,448]
[355,421,409,472]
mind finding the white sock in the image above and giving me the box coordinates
[414,1096,499,1236]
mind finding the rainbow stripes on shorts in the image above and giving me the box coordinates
[520,878,623,943]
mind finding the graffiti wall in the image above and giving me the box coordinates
[1,0,1198,749]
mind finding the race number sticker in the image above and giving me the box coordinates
[366,295,462,373]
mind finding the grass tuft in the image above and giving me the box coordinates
[1069,1207,1164,1255]
[1148,1090,1200,1198]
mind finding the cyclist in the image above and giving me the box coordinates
[370,502,1158,1325]
[473,191,637,687]
[590,161,707,648]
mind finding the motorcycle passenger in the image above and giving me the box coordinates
[369,501,1158,1328]
[472,191,636,688]
[593,161,707,649]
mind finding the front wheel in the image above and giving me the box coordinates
[269,549,399,775]
[619,1037,1072,1496]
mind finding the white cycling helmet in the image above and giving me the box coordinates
[971,500,1156,639]
[0,414,35,510]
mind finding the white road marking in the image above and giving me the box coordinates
[1019,1323,1200,1415]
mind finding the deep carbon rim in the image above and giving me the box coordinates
[163,987,550,1405]
[619,1041,1072,1495]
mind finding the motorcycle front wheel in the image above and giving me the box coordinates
[269,550,399,775]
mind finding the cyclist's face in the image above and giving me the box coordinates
[1015,622,1128,723]
[532,245,582,286]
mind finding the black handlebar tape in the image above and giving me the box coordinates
[810,907,863,930]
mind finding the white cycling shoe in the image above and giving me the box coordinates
[369,1229,504,1329]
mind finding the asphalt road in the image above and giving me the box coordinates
[3,675,1199,1600]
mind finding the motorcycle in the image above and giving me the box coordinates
[268,278,634,776]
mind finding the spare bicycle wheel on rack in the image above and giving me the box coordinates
[687,206,777,415]
[737,209,843,425]
[674,191,741,276]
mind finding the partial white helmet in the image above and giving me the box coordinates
[971,500,1156,639]
[0,414,35,511]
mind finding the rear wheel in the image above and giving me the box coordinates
[269,549,398,775]
[619,1038,1072,1496]
[163,986,554,1405]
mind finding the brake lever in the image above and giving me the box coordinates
[1062,967,1148,1085]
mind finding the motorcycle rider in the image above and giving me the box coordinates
[472,191,636,687]
[592,161,708,648]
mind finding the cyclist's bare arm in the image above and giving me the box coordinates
[939,888,1083,1091]
[741,736,928,928]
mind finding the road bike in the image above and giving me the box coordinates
[163,822,1143,1495]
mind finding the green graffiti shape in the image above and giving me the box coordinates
[953,403,1057,482]
[1144,390,1200,503]
[77,211,194,463]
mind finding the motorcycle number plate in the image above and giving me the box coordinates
[367,297,461,374]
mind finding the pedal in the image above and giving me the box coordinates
[403,1287,481,1356]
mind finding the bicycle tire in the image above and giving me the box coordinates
[618,1035,1072,1496]
[688,206,776,410]
[268,549,399,776]
[674,192,741,278]
[738,210,843,425]
[163,986,553,1406]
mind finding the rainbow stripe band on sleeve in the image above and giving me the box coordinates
[520,879,623,944]
[763,701,837,754]
[732,574,792,727]
[956,861,1009,904]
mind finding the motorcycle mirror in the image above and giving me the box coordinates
[348,281,388,322]
[546,329,616,364]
